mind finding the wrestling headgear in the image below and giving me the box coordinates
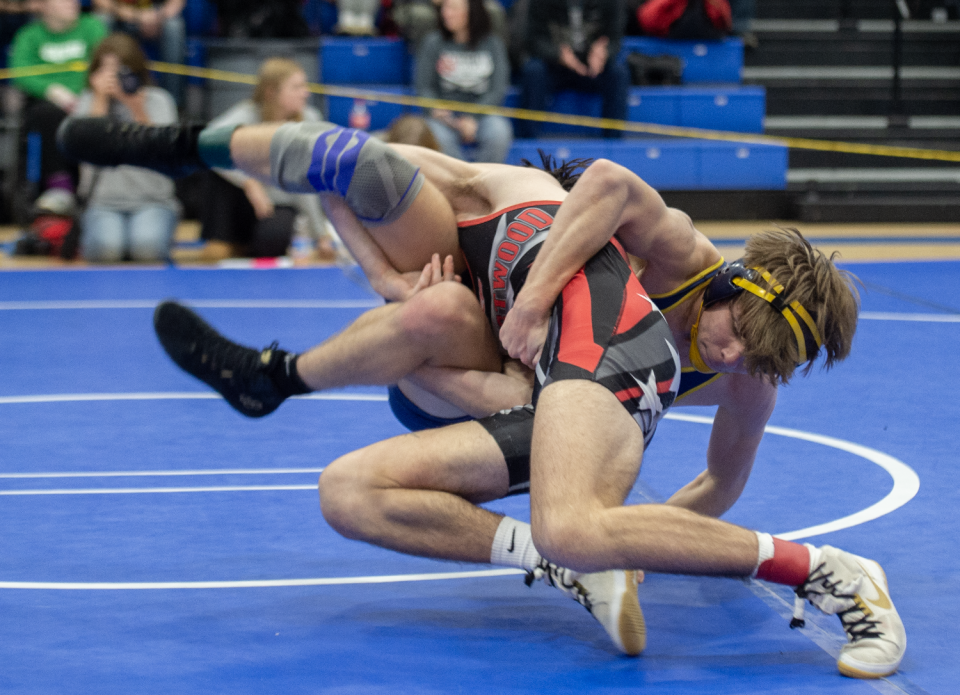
[689,259,823,373]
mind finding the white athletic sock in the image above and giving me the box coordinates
[490,517,541,571]
[751,531,775,578]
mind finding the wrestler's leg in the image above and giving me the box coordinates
[321,409,649,656]
[530,381,907,677]
[153,281,515,419]
[319,420,509,561]
[295,283,503,405]
[57,119,461,275]
[230,123,461,274]
[526,244,758,574]
[529,379,759,575]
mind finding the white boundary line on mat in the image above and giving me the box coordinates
[0,395,918,590]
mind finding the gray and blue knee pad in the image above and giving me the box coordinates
[269,122,424,225]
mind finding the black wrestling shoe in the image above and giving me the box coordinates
[153,301,289,417]
[56,117,207,178]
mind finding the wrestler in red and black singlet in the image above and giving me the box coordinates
[459,201,682,493]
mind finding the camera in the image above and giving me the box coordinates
[117,65,142,95]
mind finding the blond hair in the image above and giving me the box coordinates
[736,227,860,385]
[252,57,306,122]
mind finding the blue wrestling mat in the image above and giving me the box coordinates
[0,262,956,694]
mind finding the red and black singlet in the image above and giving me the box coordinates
[457,201,561,341]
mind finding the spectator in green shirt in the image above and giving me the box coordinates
[11,0,106,198]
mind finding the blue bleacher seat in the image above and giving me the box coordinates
[321,38,411,85]
[627,89,679,128]
[505,138,786,190]
[677,86,764,132]
[506,87,636,137]
[615,140,702,190]
[505,85,764,135]
[507,140,612,167]
[618,37,744,84]
[314,35,780,190]
[699,141,787,189]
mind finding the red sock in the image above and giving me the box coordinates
[755,536,811,586]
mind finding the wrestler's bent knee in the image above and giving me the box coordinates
[270,122,424,224]
[531,513,601,572]
[319,453,379,539]
[398,284,483,340]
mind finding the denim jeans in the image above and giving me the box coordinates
[426,114,514,164]
[518,57,630,139]
[81,204,178,262]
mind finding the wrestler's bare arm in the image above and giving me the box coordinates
[519,159,719,310]
[499,159,709,365]
[320,194,456,301]
[665,374,777,517]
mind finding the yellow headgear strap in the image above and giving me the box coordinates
[733,267,823,363]
[688,265,823,373]
[688,300,712,373]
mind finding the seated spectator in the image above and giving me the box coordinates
[91,0,185,103]
[415,0,512,163]
[636,0,731,41]
[10,0,106,201]
[75,32,179,262]
[393,0,506,53]
[517,0,629,139]
[200,57,337,262]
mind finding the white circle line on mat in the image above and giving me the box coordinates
[0,299,381,310]
[0,399,919,589]
[0,569,526,590]
[663,412,919,541]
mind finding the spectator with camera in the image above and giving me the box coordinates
[91,0,185,102]
[74,32,179,262]
[415,0,512,163]
[10,0,106,201]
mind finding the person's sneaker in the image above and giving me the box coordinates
[153,300,289,417]
[526,560,645,655]
[794,545,906,679]
[57,117,206,178]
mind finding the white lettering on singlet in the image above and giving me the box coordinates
[486,207,554,334]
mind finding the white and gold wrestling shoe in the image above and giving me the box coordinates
[526,561,646,655]
[793,545,906,678]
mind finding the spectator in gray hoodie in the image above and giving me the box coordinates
[414,0,512,163]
